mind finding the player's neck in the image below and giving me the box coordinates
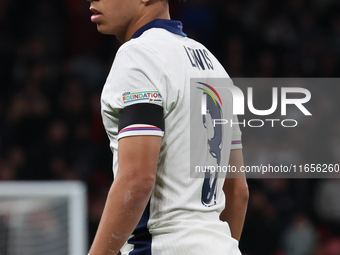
[120,3,170,43]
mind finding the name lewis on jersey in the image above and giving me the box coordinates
[122,91,162,104]
[183,46,214,71]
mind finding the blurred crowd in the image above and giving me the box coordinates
[0,0,339,254]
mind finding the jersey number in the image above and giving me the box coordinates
[200,92,223,207]
[202,172,218,206]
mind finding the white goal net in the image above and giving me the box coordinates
[0,181,87,255]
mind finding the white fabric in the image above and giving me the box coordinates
[101,26,242,255]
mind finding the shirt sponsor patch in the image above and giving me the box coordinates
[122,90,162,104]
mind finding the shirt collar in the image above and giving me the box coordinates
[131,19,187,39]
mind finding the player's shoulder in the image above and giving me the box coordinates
[118,28,186,58]
[117,35,152,54]
[112,32,163,70]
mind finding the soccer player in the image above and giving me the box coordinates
[87,0,249,254]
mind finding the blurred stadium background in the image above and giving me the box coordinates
[0,0,340,254]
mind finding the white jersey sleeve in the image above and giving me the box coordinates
[231,114,242,150]
[101,43,178,141]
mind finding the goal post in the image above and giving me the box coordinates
[0,181,88,255]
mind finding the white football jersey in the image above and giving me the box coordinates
[101,19,242,255]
